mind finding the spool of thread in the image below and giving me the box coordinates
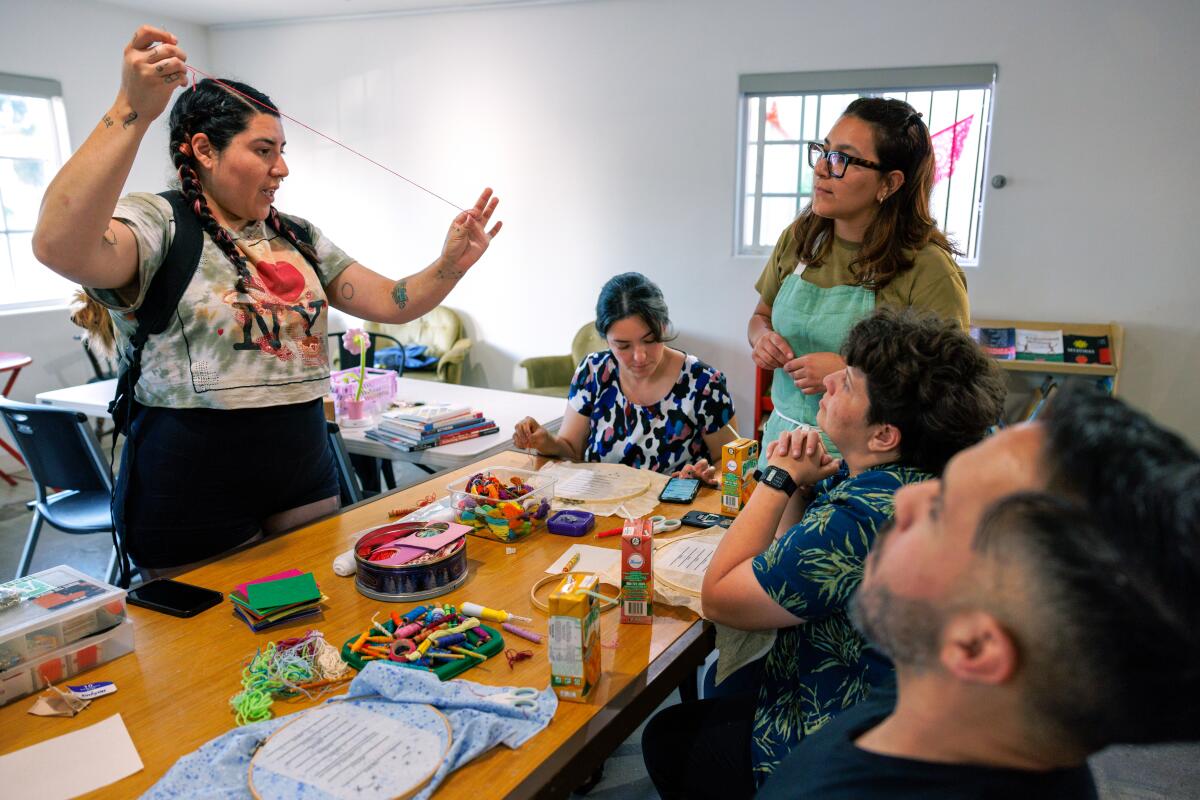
[474,627,492,644]
[396,622,423,639]
[501,622,544,644]
[434,632,467,648]
[403,605,429,623]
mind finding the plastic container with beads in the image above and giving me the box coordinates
[0,618,134,706]
[446,467,555,543]
[0,565,128,686]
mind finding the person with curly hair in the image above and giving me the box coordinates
[755,386,1200,799]
[642,308,1004,797]
[32,25,501,574]
[747,96,969,467]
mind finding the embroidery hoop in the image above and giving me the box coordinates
[653,529,726,598]
[544,462,653,504]
[247,696,451,800]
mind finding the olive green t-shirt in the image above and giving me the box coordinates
[754,224,970,330]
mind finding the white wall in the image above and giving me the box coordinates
[202,0,1199,446]
[0,0,209,470]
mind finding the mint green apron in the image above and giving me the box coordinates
[759,274,875,468]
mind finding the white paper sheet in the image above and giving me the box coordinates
[545,544,621,580]
[0,713,143,800]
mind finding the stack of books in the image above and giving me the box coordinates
[230,570,324,632]
[366,403,499,452]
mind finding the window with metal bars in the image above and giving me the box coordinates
[736,65,996,265]
[0,72,73,310]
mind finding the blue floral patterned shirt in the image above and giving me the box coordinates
[566,351,734,475]
[749,462,932,783]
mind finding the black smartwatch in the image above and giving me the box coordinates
[754,466,798,497]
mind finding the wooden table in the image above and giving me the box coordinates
[35,378,565,472]
[0,450,716,798]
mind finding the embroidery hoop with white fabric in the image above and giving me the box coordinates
[248,697,451,800]
[537,462,667,519]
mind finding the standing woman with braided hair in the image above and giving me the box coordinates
[746,97,968,466]
[33,25,502,573]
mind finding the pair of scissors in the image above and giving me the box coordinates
[490,686,539,709]
[649,514,682,534]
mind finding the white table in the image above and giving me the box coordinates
[36,377,564,471]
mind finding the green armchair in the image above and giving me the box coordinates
[365,306,471,384]
[519,321,607,397]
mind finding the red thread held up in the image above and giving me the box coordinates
[183,64,464,212]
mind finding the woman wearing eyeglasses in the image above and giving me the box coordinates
[746,97,968,464]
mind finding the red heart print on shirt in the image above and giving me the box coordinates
[255,261,306,303]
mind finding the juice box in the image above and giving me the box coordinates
[548,573,601,703]
[621,517,654,624]
[720,437,759,517]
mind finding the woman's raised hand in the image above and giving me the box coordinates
[439,188,503,278]
[120,25,188,124]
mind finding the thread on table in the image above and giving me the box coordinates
[183,64,464,212]
[229,630,351,726]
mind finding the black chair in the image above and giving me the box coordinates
[328,331,406,375]
[326,422,363,506]
[0,398,118,584]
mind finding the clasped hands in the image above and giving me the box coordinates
[764,427,839,489]
[751,330,844,395]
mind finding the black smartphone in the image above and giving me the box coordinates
[680,510,734,529]
[659,477,701,504]
[126,579,223,618]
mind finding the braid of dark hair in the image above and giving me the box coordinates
[171,147,254,294]
[266,206,320,266]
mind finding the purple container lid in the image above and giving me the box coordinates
[546,510,595,537]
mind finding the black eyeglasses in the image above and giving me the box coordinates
[806,141,883,179]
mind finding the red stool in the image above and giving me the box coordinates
[0,352,33,486]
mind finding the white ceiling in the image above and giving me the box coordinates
[95,0,591,28]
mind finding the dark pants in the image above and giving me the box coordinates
[642,694,757,800]
[115,398,337,568]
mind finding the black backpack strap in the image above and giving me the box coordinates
[275,212,321,270]
[107,189,204,436]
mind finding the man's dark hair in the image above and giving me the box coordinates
[842,307,1005,474]
[1000,385,1200,747]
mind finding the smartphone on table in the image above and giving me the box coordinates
[126,579,223,618]
[659,476,701,504]
[680,510,733,529]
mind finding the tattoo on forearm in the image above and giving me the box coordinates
[102,115,114,128]
[122,111,139,128]
[391,279,409,310]
[102,226,118,246]
[436,264,464,281]
[340,281,354,300]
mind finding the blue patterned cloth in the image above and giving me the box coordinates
[748,462,931,784]
[141,661,557,799]
[567,350,734,474]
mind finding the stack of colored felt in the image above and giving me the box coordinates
[230,570,324,632]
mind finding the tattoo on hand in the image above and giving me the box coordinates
[155,64,163,73]
[436,264,464,281]
[391,279,409,310]
[102,115,114,128]
[122,111,139,128]
[102,226,118,246]
[164,73,180,84]
[340,281,355,300]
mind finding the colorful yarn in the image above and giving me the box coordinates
[229,630,350,726]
